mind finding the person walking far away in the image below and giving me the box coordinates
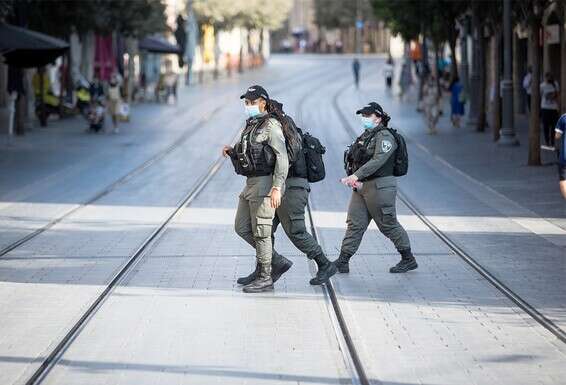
[449,75,465,128]
[223,85,288,293]
[522,66,532,113]
[399,59,412,100]
[383,55,394,89]
[335,102,417,274]
[540,72,560,149]
[352,58,361,89]
[236,99,337,286]
[107,74,121,134]
[555,113,566,199]
[423,75,440,134]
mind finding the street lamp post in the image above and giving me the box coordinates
[467,7,480,128]
[460,16,470,106]
[498,0,519,146]
[355,0,362,54]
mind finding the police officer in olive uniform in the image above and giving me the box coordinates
[334,102,417,274]
[237,100,337,286]
[223,85,289,293]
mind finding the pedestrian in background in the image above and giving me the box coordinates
[89,71,104,101]
[449,76,465,128]
[423,75,440,134]
[522,66,532,113]
[399,59,412,100]
[107,74,121,134]
[383,56,394,89]
[540,72,560,149]
[352,58,361,89]
[555,113,566,199]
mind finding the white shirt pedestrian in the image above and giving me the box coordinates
[522,72,532,95]
[540,80,559,110]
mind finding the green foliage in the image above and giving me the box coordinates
[23,0,166,38]
[371,0,469,42]
[314,0,374,29]
[0,0,13,21]
[193,0,292,30]
[371,0,422,40]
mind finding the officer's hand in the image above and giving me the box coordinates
[341,175,358,187]
[270,188,282,209]
[222,145,233,157]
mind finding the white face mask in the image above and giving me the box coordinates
[245,104,261,118]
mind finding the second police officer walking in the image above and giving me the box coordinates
[223,85,288,293]
[335,102,418,274]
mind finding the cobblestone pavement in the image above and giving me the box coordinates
[1,55,564,385]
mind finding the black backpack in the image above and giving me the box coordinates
[385,127,408,177]
[302,132,326,183]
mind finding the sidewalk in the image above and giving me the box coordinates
[405,100,565,229]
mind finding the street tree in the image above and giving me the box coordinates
[0,0,13,22]
[315,0,374,29]
[193,0,291,75]
[517,0,551,166]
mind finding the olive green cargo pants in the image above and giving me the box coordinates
[340,176,411,256]
[272,178,323,259]
[234,176,279,272]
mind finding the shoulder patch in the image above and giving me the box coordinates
[381,139,393,153]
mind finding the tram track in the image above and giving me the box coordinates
[329,80,566,345]
[294,83,371,385]
[23,148,231,385]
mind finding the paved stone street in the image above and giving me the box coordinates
[0,55,564,385]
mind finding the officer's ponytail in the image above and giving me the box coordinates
[266,99,291,139]
[380,112,391,127]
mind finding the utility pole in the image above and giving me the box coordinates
[460,15,470,106]
[355,0,362,54]
[498,0,519,146]
[467,4,480,128]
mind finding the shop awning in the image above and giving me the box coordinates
[0,23,69,68]
[139,37,182,54]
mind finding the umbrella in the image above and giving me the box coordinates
[0,23,69,68]
[139,36,181,54]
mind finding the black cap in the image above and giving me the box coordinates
[240,85,269,101]
[356,102,385,116]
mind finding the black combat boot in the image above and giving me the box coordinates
[271,252,293,283]
[309,253,337,285]
[389,249,418,273]
[332,252,351,273]
[237,263,259,285]
[243,264,274,293]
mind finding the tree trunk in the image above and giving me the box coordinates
[477,31,487,132]
[125,36,137,104]
[449,34,459,79]
[528,17,542,166]
[492,29,501,141]
[561,3,566,113]
[213,29,220,80]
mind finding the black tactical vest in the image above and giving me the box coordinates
[344,127,395,181]
[233,116,276,177]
